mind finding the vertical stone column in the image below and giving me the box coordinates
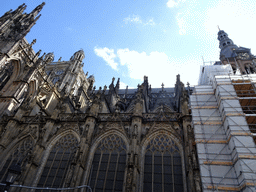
[182,89,202,192]
[74,116,96,190]
[125,95,143,192]
[78,97,100,191]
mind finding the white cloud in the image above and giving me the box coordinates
[124,15,142,24]
[94,47,118,70]
[119,81,128,89]
[145,18,155,26]
[117,49,170,81]
[172,0,202,36]
[124,15,155,26]
[94,47,200,87]
[176,12,187,35]
[117,48,200,87]
[167,0,186,8]
[205,0,256,39]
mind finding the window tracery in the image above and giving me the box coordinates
[89,134,127,192]
[0,138,34,186]
[36,134,78,191]
[143,134,183,192]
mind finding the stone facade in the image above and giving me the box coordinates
[0,3,200,192]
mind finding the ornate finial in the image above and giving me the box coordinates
[31,39,36,46]
[40,52,46,59]
[144,76,148,83]
[112,77,115,83]
[4,9,12,15]
[125,85,128,96]
[33,2,45,12]
[103,85,107,94]
[161,83,164,92]
[217,25,220,31]
[35,49,41,57]
[58,57,62,62]
[187,82,190,87]
[116,78,120,88]
[177,74,180,82]
[97,86,102,94]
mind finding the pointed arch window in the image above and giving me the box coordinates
[143,134,184,192]
[0,61,15,91]
[0,138,34,189]
[36,134,78,191]
[89,134,127,192]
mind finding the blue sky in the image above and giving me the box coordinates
[1,0,256,89]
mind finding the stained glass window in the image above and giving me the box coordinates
[36,134,78,192]
[89,134,127,192]
[144,134,183,192]
[0,138,34,190]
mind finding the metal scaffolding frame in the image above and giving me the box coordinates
[192,60,256,191]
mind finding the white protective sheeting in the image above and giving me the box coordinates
[198,64,233,85]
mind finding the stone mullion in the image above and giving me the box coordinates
[103,152,111,191]
[113,152,120,190]
[52,148,67,188]
[94,151,103,191]
[45,147,60,188]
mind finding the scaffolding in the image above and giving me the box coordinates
[191,61,256,191]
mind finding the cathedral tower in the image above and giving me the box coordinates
[218,29,256,74]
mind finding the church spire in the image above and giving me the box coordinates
[30,2,45,17]
[217,29,238,60]
[0,2,45,43]
[217,30,235,50]
[216,29,255,75]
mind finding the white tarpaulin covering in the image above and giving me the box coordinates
[198,64,233,85]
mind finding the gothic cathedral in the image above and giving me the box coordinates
[1,3,256,192]
[0,3,199,192]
